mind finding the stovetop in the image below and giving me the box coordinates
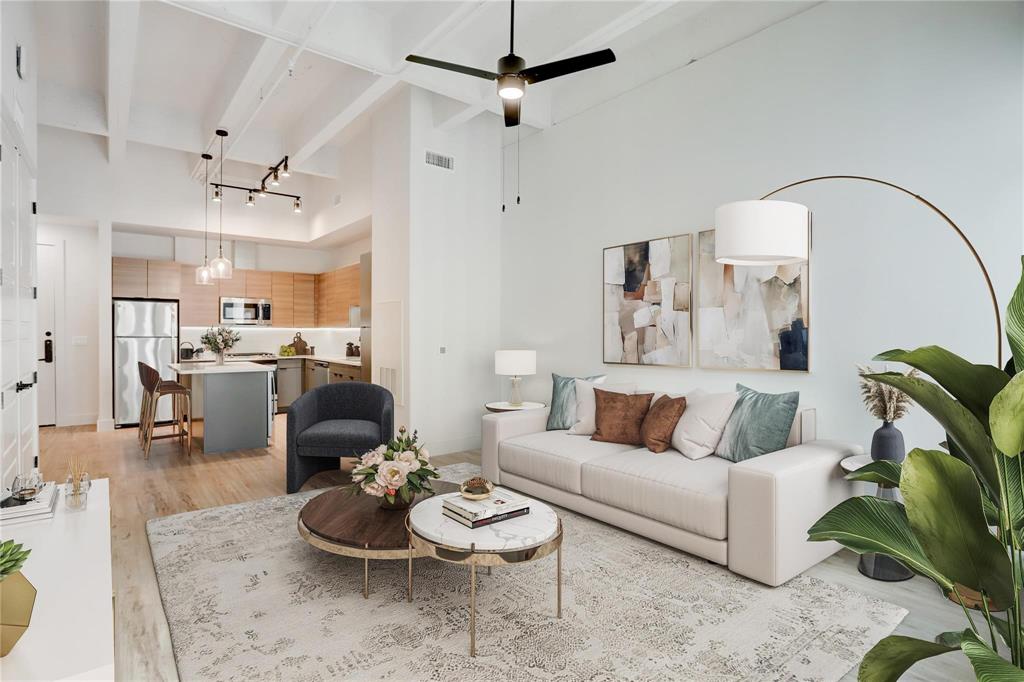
[226,352,277,359]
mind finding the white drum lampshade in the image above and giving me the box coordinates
[494,350,536,407]
[714,200,810,266]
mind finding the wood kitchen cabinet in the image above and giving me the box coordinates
[246,270,272,299]
[179,264,219,326]
[314,264,360,327]
[271,272,294,327]
[218,269,246,298]
[329,363,361,383]
[147,260,181,299]
[111,257,149,298]
[293,273,315,327]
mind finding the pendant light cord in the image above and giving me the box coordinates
[203,156,209,263]
[516,124,521,205]
[218,135,224,255]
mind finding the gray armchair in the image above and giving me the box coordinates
[286,383,394,493]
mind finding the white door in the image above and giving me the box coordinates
[0,123,39,490]
[36,242,57,426]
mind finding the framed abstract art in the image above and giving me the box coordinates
[697,229,809,371]
[603,234,692,367]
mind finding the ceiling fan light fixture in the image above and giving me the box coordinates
[497,74,524,100]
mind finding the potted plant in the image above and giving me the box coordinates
[200,326,241,365]
[858,365,917,462]
[809,256,1024,679]
[350,427,440,509]
[0,540,34,657]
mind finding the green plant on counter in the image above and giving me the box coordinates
[808,256,1024,681]
[0,540,31,580]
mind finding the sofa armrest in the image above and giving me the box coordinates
[481,409,550,483]
[727,440,863,586]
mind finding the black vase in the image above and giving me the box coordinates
[871,421,906,462]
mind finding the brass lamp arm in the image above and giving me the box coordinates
[760,175,1003,367]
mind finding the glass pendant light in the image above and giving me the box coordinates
[195,153,214,285]
[209,130,233,279]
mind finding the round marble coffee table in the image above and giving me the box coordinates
[407,493,563,657]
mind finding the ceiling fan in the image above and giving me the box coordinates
[406,0,616,127]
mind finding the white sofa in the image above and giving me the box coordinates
[482,406,861,586]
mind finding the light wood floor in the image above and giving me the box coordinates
[40,419,969,681]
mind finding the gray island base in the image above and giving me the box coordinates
[168,362,275,454]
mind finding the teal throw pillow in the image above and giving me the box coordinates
[547,373,605,430]
[716,384,799,462]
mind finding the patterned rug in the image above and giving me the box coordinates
[147,463,906,681]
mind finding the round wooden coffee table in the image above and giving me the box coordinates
[298,480,458,599]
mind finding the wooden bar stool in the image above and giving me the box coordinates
[139,363,192,459]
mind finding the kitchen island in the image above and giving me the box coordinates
[169,362,275,454]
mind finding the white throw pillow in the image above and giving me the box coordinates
[671,388,739,459]
[568,379,636,435]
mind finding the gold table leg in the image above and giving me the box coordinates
[363,543,369,599]
[469,563,477,657]
[557,543,562,619]
[407,541,413,602]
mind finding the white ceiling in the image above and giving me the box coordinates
[35,0,818,183]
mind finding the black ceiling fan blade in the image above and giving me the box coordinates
[503,98,521,128]
[519,48,616,84]
[405,55,499,81]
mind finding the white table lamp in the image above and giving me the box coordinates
[495,350,536,407]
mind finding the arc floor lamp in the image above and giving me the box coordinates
[714,175,1004,367]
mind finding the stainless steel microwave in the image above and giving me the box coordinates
[220,298,272,326]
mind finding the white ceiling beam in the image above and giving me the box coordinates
[290,76,400,168]
[548,1,685,62]
[106,0,141,164]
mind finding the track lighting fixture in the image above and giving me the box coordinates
[281,159,290,178]
[246,191,255,207]
[212,187,221,202]
[259,183,268,197]
[201,139,301,214]
[270,169,280,186]
[293,197,302,214]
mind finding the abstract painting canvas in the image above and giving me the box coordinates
[603,234,691,366]
[697,229,809,371]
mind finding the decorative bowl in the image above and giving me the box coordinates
[459,477,494,500]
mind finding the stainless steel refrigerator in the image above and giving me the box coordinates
[113,299,179,426]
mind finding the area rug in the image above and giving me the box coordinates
[147,464,906,681]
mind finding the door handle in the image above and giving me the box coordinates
[44,339,53,363]
[16,381,33,392]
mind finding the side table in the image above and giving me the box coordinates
[485,401,546,413]
[840,454,913,582]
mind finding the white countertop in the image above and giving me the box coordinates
[184,354,362,367]
[169,361,276,375]
[4,479,115,680]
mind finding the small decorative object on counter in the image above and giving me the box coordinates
[9,471,43,502]
[309,345,316,355]
[279,345,296,357]
[179,341,196,360]
[346,342,355,357]
[350,427,440,510]
[354,344,360,357]
[289,332,309,355]
[459,477,494,500]
[0,539,34,657]
[64,454,91,511]
[200,326,241,365]
[857,365,917,462]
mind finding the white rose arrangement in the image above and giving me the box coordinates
[200,326,241,353]
[351,427,439,507]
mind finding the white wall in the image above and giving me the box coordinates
[37,222,99,426]
[499,1,1024,453]
[408,89,502,454]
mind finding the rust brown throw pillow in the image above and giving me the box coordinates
[592,389,654,446]
[641,395,687,453]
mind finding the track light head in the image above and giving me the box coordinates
[293,197,302,214]
[259,183,268,197]
[212,187,222,202]
[271,169,280,186]
[281,159,290,178]
[245,191,255,207]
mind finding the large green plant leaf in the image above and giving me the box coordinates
[808,496,953,591]
[875,346,1009,424]
[846,460,902,487]
[1007,255,1024,373]
[901,449,1013,609]
[857,635,957,682]
[960,630,1024,681]
[991,372,1024,457]
[867,372,999,495]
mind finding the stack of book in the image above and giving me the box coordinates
[1,482,59,525]
[442,488,530,529]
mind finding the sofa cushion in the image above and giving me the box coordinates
[592,389,654,445]
[547,373,605,430]
[581,449,732,539]
[716,384,799,462]
[671,389,739,460]
[500,430,634,494]
[568,379,635,435]
[297,419,382,453]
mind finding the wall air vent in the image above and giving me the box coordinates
[425,150,454,171]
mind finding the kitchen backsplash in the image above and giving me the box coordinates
[180,327,361,357]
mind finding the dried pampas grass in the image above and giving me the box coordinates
[858,365,917,422]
